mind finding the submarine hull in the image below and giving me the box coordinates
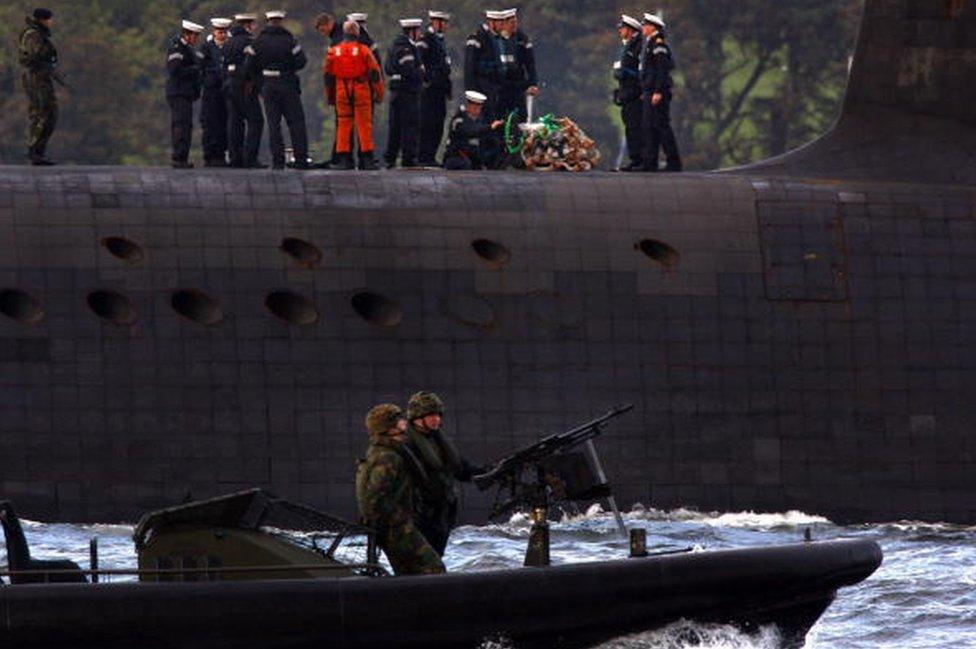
[0,539,882,648]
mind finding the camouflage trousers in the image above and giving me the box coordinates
[23,73,58,158]
[378,520,446,576]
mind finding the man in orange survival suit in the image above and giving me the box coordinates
[324,20,384,170]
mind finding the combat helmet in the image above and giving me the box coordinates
[365,404,404,436]
[407,392,445,421]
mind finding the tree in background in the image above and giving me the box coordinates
[0,0,861,169]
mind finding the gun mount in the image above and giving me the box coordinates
[474,404,634,565]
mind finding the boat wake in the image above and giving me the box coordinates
[476,620,782,649]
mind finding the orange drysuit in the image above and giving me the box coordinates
[324,39,385,153]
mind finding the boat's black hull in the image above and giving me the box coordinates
[0,539,881,648]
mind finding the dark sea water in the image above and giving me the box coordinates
[12,506,976,648]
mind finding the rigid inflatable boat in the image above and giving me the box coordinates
[0,490,882,648]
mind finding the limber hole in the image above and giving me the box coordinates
[443,294,497,331]
[265,291,319,326]
[636,239,681,270]
[471,239,511,269]
[87,290,137,326]
[172,290,224,326]
[351,292,403,328]
[280,237,323,268]
[0,289,44,325]
[101,237,145,265]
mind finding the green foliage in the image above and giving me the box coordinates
[0,0,861,168]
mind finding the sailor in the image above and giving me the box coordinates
[383,18,426,169]
[405,392,481,557]
[418,11,453,167]
[347,13,382,69]
[497,8,539,124]
[324,20,384,170]
[199,17,232,167]
[442,91,504,171]
[356,404,446,576]
[464,11,506,121]
[639,14,682,172]
[223,13,265,168]
[314,13,343,46]
[614,15,644,172]
[246,10,310,170]
[166,20,205,169]
[18,8,60,166]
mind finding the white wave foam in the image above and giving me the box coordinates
[626,504,831,528]
[596,620,782,649]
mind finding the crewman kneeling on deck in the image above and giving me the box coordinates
[324,20,384,170]
[443,91,504,170]
[356,404,446,576]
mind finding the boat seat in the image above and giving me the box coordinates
[0,501,87,584]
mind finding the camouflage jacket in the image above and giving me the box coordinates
[406,426,470,511]
[19,17,58,75]
[356,436,428,531]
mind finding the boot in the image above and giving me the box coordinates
[172,160,194,169]
[359,151,379,171]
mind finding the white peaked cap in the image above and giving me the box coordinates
[210,18,232,29]
[465,90,488,104]
[643,13,666,28]
[500,8,517,19]
[620,15,642,31]
[347,13,368,22]
[266,10,287,19]
[485,10,506,20]
[182,20,205,33]
[428,10,451,20]
[234,13,258,22]
[399,18,423,28]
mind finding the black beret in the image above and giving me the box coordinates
[33,8,53,20]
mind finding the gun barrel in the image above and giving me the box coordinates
[474,404,635,489]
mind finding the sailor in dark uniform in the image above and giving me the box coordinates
[614,15,644,172]
[384,18,426,169]
[498,9,539,124]
[464,11,505,121]
[639,13,682,172]
[418,11,453,167]
[246,10,310,170]
[200,18,231,167]
[223,13,265,168]
[165,20,204,169]
[443,91,504,170]
[348,13,382,68]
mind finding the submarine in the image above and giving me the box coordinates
[0,489,883,649]
[0,0,974,525]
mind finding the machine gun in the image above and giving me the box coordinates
[474,404,634,565]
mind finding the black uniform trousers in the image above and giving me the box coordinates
[201,86,228,164]
[622,98,644,166]
[226,81,264,167]
[497,85,527,123]
[385,91,420,167]
[641,92,682,171]
[167,96,194,164]
[261,80,308,168]
[419,90,448,166]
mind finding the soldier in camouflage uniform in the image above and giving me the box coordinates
[18,8,59,166]
[406,392,481,557]
[356,404,446,576]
